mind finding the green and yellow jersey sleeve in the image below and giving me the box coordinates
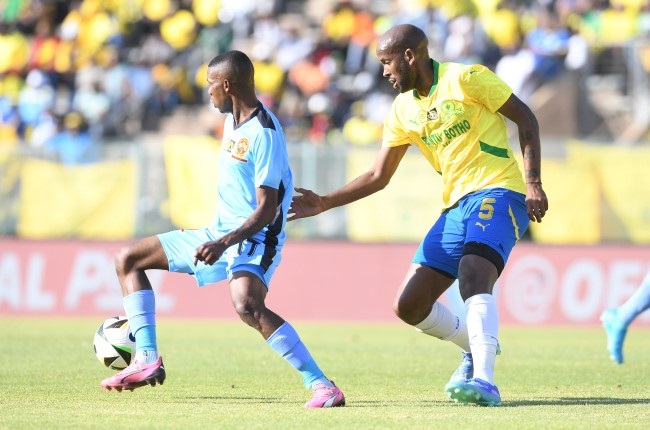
[382,61,526,210]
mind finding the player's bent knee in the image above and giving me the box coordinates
[114,246,133,276]
[393,299,427,325]
[232,300,264,321]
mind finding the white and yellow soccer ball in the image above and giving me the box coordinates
[93,316,136,370]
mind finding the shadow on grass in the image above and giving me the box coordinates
[180,396,298,404]
[181,396,650,408]
[347,397,650,408]
[503,397,650,407]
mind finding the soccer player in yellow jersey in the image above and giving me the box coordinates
[289,24,548,406]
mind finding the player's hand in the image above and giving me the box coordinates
[288,187,327,221]
[193,240,228,266]
[525,182,548,223]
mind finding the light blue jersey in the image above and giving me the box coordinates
[158,102,293,287]
[214,102,293,246]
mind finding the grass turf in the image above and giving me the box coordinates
[1,318,649,429]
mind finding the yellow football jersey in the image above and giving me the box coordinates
[383,60,526,210]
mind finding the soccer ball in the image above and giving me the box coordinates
[93,316,136,370]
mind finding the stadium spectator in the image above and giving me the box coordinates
[125,51,157,131]
[159,8,198,52]
[287,49,331,98]
[289,23,548,407]
[0,71,23,144]
[250,13,284,61]
[0,94,20,145]
[525,8,571,89]
[601,271,650,364]
[273,14,315,72]
[441,0,499,70]
[286,47,333,141]
[320,0,376,74]
[149,62,181,115]
[142,0,172,23]
[443,14,482,64]
[192,0,221,27]
[0,23,29,74]
[495,44,537,101]
[72,0,118,62]
[138,26,175,66]
[26,18,59,74]
[71,79,110,140]
[581,0,640,46]
[99,50,346,408]
[17,69,55,139]
[99,46,133,137]
[44,111,98,164]
[479,1,521,53]
[341,100,383,145]
[27,107,57,148]
[252,53,286,111]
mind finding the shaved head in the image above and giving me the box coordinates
[206,50,258,115]
[375,24,433,94]
[377,24,429,57]
[208,50,254,87]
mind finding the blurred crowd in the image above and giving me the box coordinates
[1,0,650,163]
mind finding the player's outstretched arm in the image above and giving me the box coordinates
[288,145,409,221]
[288,187,327,221]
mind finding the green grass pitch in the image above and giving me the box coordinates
[1,318,649,429]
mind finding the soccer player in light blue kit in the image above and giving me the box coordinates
[100,50,345,408]
[601,272,650,364]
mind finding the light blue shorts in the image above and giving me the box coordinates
[413,188,529,279]
[157,228,282,288]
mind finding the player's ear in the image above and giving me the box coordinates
[404,48,416,65]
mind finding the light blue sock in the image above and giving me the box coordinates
[267,322,332,388]
[123,290,159,364]
[618,273,650,327]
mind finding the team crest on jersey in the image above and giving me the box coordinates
[231,138,250,162]
[440,100,464,122]
[418,107,439,123]
[223,139,235,152]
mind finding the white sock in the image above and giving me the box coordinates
[414,301,470,352]
[465,294,499,384]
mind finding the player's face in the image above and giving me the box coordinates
[207,67,233,113]
[376,48,416,94]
